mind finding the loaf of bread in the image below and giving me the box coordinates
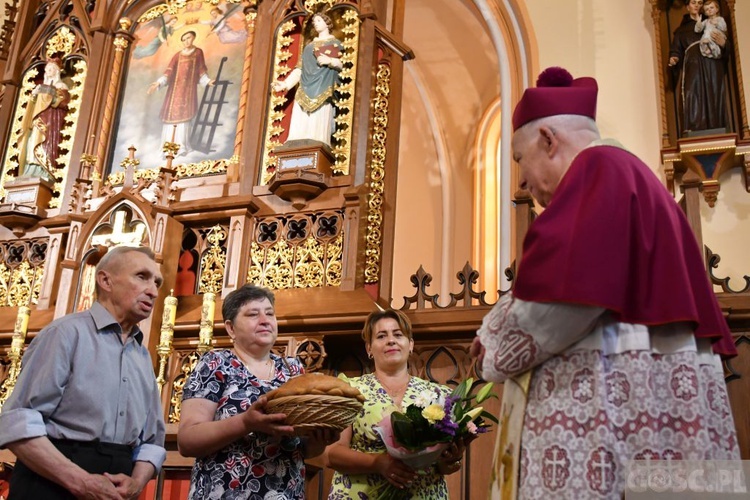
[266,373,365,403]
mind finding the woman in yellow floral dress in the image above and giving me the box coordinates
[325,309,464,499]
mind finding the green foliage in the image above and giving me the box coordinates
[480,409,499,424]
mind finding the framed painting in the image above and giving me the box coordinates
[110,0,249,178]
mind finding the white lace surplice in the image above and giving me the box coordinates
[479,294,739,500]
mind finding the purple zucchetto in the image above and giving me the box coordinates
[512,67,598,131]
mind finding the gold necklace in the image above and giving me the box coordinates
[375,373,410,400]
[234,350,274,379]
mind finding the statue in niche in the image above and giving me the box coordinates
[695,0,727,60]
[668,0,729,135]
[272,12,343,147]
[17,57,70,183]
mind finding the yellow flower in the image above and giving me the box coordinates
[422,404,446,424]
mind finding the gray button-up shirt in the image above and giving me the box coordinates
[0,302,166,470]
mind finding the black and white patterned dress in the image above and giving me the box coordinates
[183,349,305,500]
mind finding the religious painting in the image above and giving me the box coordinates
[260,4,360,184]
[110,0,249,176]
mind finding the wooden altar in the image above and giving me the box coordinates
[0,1,747,499]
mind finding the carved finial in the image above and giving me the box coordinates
[120,145,140,189]
[119,18,132,31]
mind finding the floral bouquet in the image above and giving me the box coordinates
[372,378,497,499]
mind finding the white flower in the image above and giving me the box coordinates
[414,390,436,408]
[435,393,446,408]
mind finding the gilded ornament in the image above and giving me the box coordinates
[113,37,129,51]
[331,9,360,174]
[261,21,296,184]
[198,292,216,354]
[246,214,343,290]
[304,0,336,12]
[49,59,87,208]
[162,141,181,156]
[120,157,141,170]
[198,226,228,294]
[364,63,391,284]
[45,26,76,58]
[0,240,47,307]
[156,291,178,393]
[80,153,98,165]
[168,351,201,423]
[138,5,169,24]
[118,18,133,31]
[0,305,31,407]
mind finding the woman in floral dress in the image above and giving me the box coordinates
[178,285,338,499]
[325,309,464,499]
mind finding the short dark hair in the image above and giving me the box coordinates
[222,284,275,322]
[181,30,196,41]
[361,309,413,345]
[94,246,156,295]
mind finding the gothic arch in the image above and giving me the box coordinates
[391,0,537,302]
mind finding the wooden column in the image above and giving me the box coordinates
[679,170,704,265]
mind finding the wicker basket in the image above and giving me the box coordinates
[265,394,363,435]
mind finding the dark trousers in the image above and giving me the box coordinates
[8,438,133,500]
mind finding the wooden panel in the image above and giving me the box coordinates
[160,469,193,500]
[727,334,750,459]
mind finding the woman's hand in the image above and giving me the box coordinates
[435,439,467,475]
[303,428,341,458]
[240,396,295,437]
[374,453,416,489]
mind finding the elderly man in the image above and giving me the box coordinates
[471,67,739,499]
[0,246,166,499]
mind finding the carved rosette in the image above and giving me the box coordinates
[295,339,327,372]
